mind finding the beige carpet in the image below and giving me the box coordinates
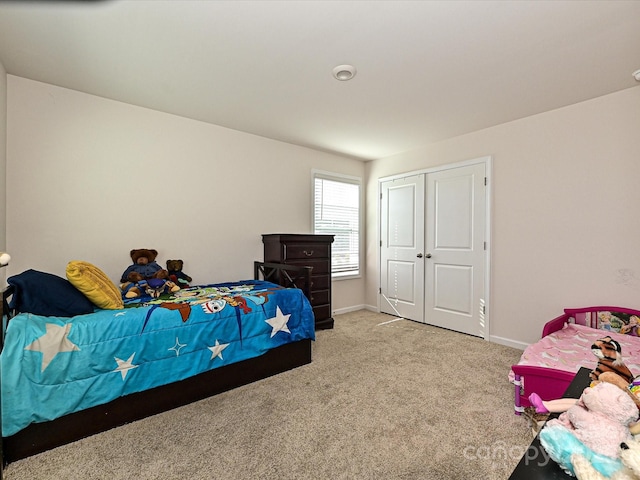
[3,310,533,480]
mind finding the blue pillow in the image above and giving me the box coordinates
[7,269,95,317]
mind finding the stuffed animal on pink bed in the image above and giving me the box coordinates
[545,381,638,458]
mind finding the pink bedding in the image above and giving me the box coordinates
[510,322,640,382]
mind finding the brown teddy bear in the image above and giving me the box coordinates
[120,249,168,283]
[119,249,180,299]
[166,259,192,289]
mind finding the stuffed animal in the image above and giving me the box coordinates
[145,277,179,298]
[591,336,635,385]
[120,271,179,299]
[120,249,169,283]
[530,336,637,415]
[570,437,640,480]
[166,259,192,288]
[120,272,149,299]
[539,381,639,475]
[540,424,626,478]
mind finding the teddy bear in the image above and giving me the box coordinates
[166,259,192,289]
[120,271,179,299]
[120,249,169,283]
[120,271,149,299]
[119,249,180,299]
[539,381,639,476]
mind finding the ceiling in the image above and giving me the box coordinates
[0,0,639,161]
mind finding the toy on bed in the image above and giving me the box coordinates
[166,259,192,288]
[510,306,640,415]
[119,249,179,298]
[539,381,638,477]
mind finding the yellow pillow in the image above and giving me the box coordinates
[66,260,124,310]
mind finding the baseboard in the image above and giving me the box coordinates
[489,334,528,351]
[333,304,366,315]
[333,304,379,316]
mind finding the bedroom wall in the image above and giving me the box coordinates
[0,61,7,285]
[365,86,640,346]
[5,76,366,313]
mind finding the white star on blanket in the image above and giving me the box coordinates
[114,353,138,380]
[265,306,291,338]
[24,323,80,372]
[169,337,187,356]
[208,339,229,360]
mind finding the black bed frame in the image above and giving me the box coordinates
[0,261,314,470]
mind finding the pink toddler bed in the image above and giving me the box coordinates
[511,306,640,415]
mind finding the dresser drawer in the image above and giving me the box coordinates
[283,243,330,260]
[292,274,330,291]
[308,289,329,306]
[311,274,330,291]
[312,304,331,321]
[285,259,330,275]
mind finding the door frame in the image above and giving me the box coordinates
[377,156,492,339]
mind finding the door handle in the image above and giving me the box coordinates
[425,253,432,258]
[417,253,423,258]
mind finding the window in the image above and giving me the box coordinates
[313,171,361,278]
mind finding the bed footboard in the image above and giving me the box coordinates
[254,261,312,299]
[511,365,578,414]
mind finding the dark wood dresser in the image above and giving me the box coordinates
[262,234,334,330]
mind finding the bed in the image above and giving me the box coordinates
[510,306,640,415]
[0,261,315,465]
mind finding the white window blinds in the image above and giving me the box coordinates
[313,174,360,276]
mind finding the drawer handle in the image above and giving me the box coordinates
[303,250,314,257]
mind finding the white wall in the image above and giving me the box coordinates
[0,61,7,285]
[6,76,366,313]
[366,86,640,346]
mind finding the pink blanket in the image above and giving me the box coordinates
[510,323,640,382]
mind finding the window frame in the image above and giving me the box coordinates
[311,169,362,280]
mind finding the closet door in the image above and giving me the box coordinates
[424,162,486,337]
[380,175,425,321]
[379,160,488,338]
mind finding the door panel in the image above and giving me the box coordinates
[433,264,472,314]
[380,175,424,321]
[425,163,485,336]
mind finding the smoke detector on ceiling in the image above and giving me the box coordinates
[633,69,640,82]
[333,65,356,81]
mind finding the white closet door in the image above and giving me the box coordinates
[380,175,425,321]
[424,162,486,337]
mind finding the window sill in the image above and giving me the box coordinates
[331,272,361,281]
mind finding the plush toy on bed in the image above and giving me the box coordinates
[590,336,635,385]
[530,336,638,415]
[119,249,179,299]
[120,249,167,282]
[120,271,146,299]
[120,271,179,299]
[539,381,639,476]
[166,259,192,289]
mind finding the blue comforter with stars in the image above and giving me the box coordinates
[0,280,315,437]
